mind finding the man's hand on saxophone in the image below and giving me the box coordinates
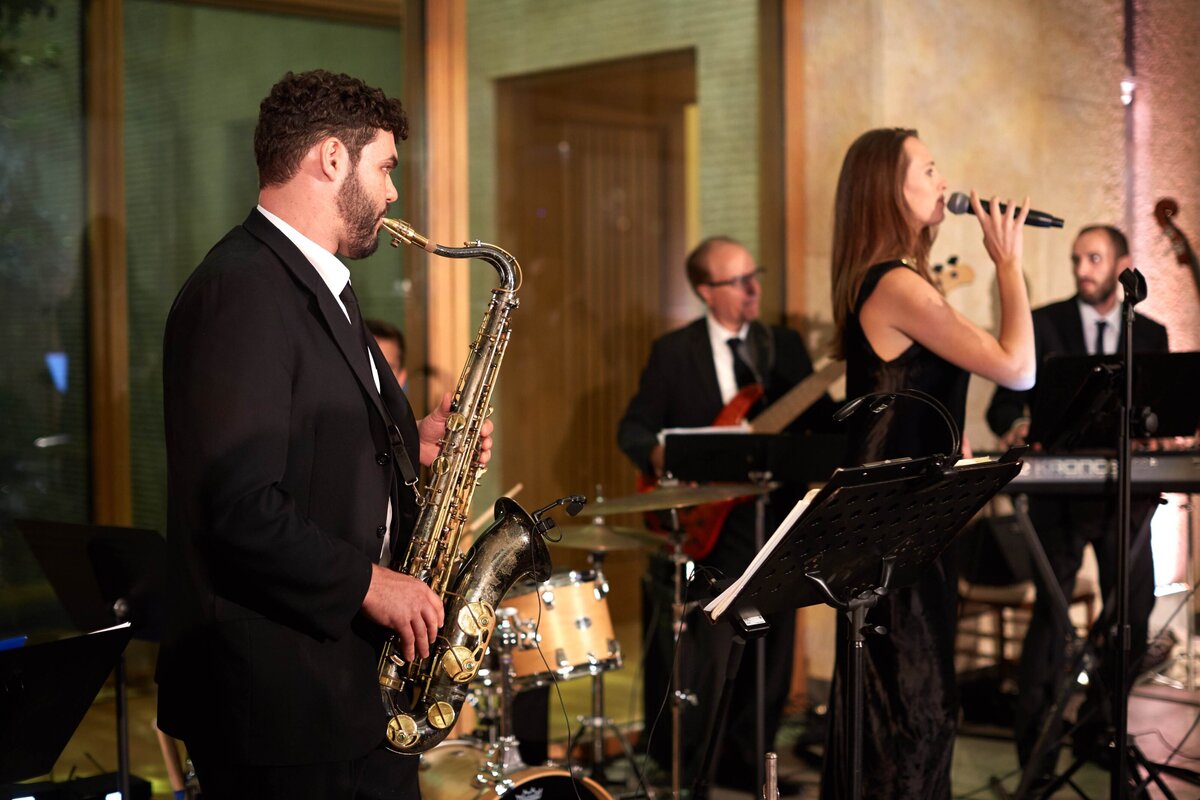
[362,566,445,661]
[417,391,495,467]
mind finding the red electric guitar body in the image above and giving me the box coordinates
[636,384,764,559]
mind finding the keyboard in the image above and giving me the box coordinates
[1005,451,1200,495]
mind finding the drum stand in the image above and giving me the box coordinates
[569,549,656,798]
[483,608,528,780]
[666,512,696,800]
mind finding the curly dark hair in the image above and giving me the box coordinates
[254,69,408,188]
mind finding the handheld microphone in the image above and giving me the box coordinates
[946,192,1064,228]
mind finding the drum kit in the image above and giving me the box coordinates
[418,480,771,800]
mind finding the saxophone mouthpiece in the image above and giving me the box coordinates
[380,217,437,253]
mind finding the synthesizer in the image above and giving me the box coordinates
[1005,451,1200,495]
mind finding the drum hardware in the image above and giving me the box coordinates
[420,739,615,800]
[763,751,779,800]
[666,513,689,800]
[503,570,622,689]
[489,607,528,775]
[563,546,656,799]
[420,566,628,799]
[602,477,771,800]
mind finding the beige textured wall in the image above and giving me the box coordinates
[1132,0,1200,352]
[803,0,1131,452]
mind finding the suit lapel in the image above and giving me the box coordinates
[684,319,723,416]
[242,210,391,424]
[1053,297,1088,355]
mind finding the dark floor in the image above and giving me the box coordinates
[11,647,1200,799]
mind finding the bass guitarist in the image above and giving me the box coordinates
[617,235,837,794]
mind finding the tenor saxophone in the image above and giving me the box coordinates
[375,218,550,754]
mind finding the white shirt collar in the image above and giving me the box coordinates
[1076,297,1120,355]
[705,312,752,405]
[257,204,352,322]
[705,312,750,349]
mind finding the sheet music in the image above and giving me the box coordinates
[703,487,820,621]
[702,455,1004,621]
[657,424,751,447]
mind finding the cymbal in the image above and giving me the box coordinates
[590,483,771,516]
[550,523,662,552]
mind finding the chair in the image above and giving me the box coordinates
[957,574,1097,679]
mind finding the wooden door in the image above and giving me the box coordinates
[496,51,695,625]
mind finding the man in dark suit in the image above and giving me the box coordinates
[156,70,488,800]
[987,224,1169,778]
[618,236,835,794]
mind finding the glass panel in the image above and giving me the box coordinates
[124,1,408,535]
[0,0,88,635]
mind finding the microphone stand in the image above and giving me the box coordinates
[1112,267,1145,797]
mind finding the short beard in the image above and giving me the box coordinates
[336,170,381,260]
[1080,273,1118,307]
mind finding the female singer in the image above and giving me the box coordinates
[821,128,1035,798]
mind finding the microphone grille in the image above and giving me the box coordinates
[946,192,971,215]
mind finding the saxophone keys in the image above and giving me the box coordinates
[457,601,495,637]
[432,455,450,476]
[441,645,478,682]
[386,714,420,749]
[427,701,457,730]
[445,412,467,432]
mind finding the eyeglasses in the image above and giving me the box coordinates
[705,267,766,290]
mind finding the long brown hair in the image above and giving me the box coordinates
[829,128,938,357]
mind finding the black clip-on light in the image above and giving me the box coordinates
[833,388,962,461]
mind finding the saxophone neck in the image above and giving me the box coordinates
[379,217,521,292]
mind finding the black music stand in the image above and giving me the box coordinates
[0,624,133,784]
[15,520,166,800]
[1028,352,1200,452]
[699,452,1022,800]
[664,431,845,486]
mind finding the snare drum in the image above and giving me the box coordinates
[500,570,622,688]
[419,740,612,800]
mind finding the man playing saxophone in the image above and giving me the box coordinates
[156,69,491,800]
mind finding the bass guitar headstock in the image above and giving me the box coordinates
[932,255,975,294]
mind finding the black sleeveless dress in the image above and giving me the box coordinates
[820,261,969,799]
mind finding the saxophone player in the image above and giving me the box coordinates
[156,70,491,800]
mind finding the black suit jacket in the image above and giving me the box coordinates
[987,295,1170,437]
[156,210,420,765]
[617,318,835,475]
[618,317,836,574]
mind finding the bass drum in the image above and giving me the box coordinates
[420,740,612,800]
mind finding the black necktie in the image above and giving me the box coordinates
[1094,320,1108,356]
[727,337,758,388]
[339,281,375,375]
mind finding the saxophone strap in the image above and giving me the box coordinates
[386,422,419,488]
[343,282,420,491]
